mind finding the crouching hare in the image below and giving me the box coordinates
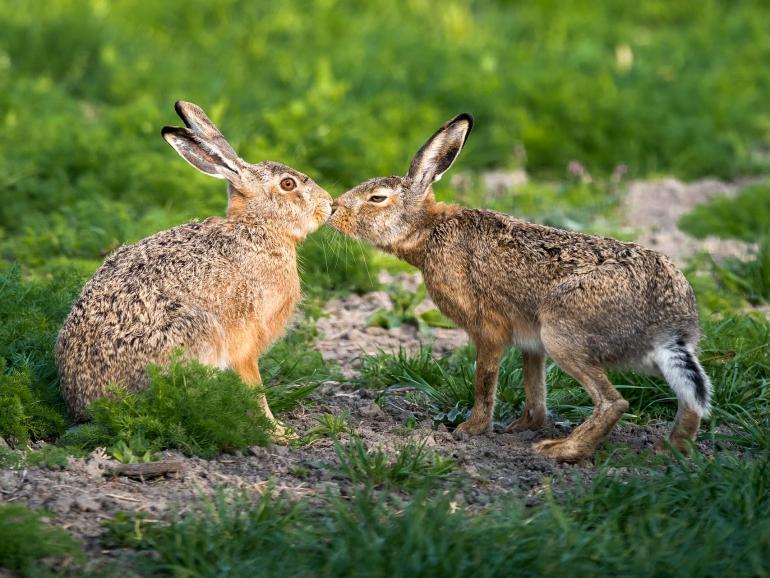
[56,101,332,438]
[329,114,711,462]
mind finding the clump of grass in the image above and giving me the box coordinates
[331,436,456,490]
[357,347,525,426]
[0,446,23,468]
[105,490,306,577]
[0,503,84,577]
[707,238,770,306]
[24,444,71,469]
[60,358,275,459]
[302,412,349,445]
[679,183,770,242]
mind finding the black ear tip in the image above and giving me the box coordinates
[161,125,181,140]
[174,100,197,128]
[454,112,474,131]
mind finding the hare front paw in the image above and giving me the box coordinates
[454,418,492,437]
[271,423,298,445]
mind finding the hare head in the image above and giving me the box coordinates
[329,113,473,249]
[162,101,332,239]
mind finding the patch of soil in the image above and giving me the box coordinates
[623,177,759,265]
[314,272,468,376]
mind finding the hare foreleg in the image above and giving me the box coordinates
[231,356,288,440]
[455,340,505,435]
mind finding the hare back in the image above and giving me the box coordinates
[56,219,300,419]
[422,209,700,363]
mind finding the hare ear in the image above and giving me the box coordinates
[174,100,239,160]
[161,126,242,185]
[406,113,473,198]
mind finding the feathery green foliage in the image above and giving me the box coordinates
[0,503,84,577]
[60,358,274,458]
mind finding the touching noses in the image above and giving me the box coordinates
[330,199,339,215]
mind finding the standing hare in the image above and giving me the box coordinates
[329,114,711,462]
[56,101,332,437]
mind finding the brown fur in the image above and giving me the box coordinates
[56,102,331,438]
[329,113,711,462]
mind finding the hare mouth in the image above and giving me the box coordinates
[314,202,333,224]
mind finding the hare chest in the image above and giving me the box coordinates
[217,263,301,368]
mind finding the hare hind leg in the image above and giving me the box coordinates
[508,351,548,431]
[653,342,711,454]
[533,335,628,462]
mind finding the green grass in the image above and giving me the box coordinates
[689,238,770,308]
[679,183,770,242]
[0,503,84,577]
[104,450,770,578]
[0,265,82,443]
[302,412,350,446]
[330,436,456,491]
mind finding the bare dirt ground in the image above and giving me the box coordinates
[623,177,758,265]
[0,176,746,560]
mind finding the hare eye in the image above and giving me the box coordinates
[368,195,387,203]
[280,177,297,191]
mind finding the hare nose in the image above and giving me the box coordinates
[330,200,338,215]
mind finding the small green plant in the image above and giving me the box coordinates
[0,503,84,576]
[303,412,349,445]
[25,444,70,469]
[101,511,152,550]
[61,357,275,459]
[0,446,23,468]
[367,284,454,333]
[331,436,456,490]
[109,434,156,464]
[392,414,419,436]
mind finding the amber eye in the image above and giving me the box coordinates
[280,177,297,191]
[368,195,387,203]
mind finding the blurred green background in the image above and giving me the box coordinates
[3,0,770,271]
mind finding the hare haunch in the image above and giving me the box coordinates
[56,101,332,437]
[329,114,711,462]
